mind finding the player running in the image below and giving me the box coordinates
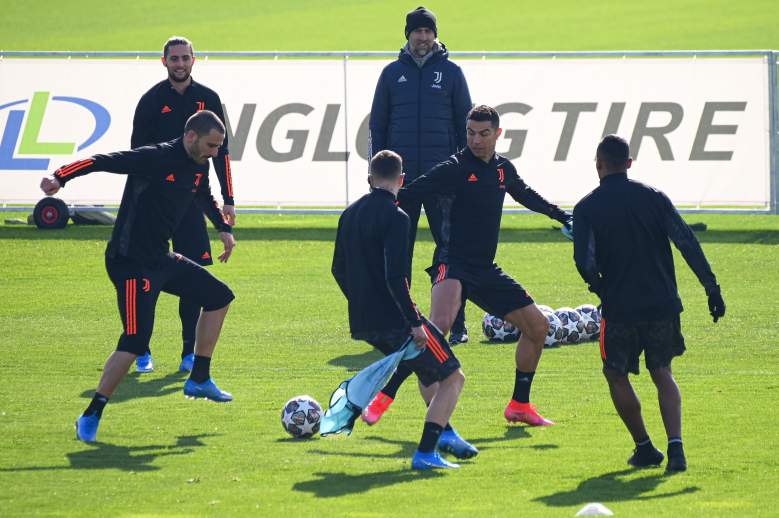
[573,134,726,472]
[332,150,473,469]
[131,36,235,373]
[40,111,236,443]
[364,105,573,427]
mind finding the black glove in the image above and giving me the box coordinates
[706,285,725,323]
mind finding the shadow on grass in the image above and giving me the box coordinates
[79,370,187,404]
[0,434,216,473]
[5,224,774,244]
[327,349,383,372]
[532,468,700,507]
[293,468,444,497]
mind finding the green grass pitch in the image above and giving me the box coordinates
[2,1,779,516]
[0,214,777,517]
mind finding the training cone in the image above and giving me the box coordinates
[575,503,614,516]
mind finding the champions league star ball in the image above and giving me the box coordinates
[540,307,564,348]
[482,313,520,342]
[281,395,322,438]
[576,304,602,340]
[555,307,585,344]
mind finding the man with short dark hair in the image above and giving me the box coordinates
[332,149,471,469]
[573,134,726,472]
[131,36,235,373]
[375,105,572,427]
[40,110,237,443]
[364,5,473,426]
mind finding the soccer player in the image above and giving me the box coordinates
[374,105,573,427]
[573,134,726,472]
[40,111,237,443]
[332,150,474,469]
[130,36,235,373]
[369,6,473,345]
[363,6,473,425]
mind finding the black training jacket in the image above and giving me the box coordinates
[368,43,472,179]
[132,79,234,205]
[332,189,422,339]
[399,147,570,267]
[573,173,718,323]
[53,138,231,267]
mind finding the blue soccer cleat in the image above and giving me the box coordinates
[136,353,154,373]
[411,450,460,470]
[438,428,479,459]
[183,378,233,402]
[75,414,100,442]
[178,353,195,372]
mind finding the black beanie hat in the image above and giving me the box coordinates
[405,6,437,39]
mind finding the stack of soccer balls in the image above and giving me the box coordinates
[281,395,322,438]
[481,304,601,347]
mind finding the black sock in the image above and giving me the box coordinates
[668,437,684,454]
[84,392,109,419]
[190,355,211,383]
[636,437,653,449]
[181,340,195,358]
[179,299,200,357]
[381,364,414,399]
[512,369,535,403]
[418,421,444,453]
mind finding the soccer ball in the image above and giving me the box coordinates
[281,395,322,438]
[540,307,564,348]
[536,304,554,314]
[555,307,585,344]
[482,313,520,342]
[576,304,601,340]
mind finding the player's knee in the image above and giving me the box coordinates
[602,365,625,384]
[443,369,465,391]
[526,317,548,345]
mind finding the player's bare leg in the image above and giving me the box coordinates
[429,278,462,335]
[649,366,686,471]
[425,369,464,426]
[503,304,553,425]
[95,351,136,397]
[604,366,665,467]
[76,351,136,442]
[184,304,233,402]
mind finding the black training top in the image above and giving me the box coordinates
[131,79,234,205]
[399,147,571,267]
[332,188,422,339]
[53,138,231,267]
[573,173,718,323]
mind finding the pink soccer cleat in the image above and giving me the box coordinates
[361,391,394,426]
[504,400,555,426]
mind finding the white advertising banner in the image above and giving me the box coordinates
[0,57,771,207]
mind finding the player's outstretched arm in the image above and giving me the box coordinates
[506,175,571,227]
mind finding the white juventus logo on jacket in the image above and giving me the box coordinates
[433,71,443,84]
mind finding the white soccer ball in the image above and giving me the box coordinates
[555,307,585,344]
[540,307,564,348]
[536,304,554,314]
[576,304,602,340]
[281,395,322,438]
[482,313,520,342]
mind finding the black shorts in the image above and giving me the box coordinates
[172,202,213,266]
[427,262,534,318]
[599,316,686,375]
[105,253,234,355]
[364,319,461,387]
